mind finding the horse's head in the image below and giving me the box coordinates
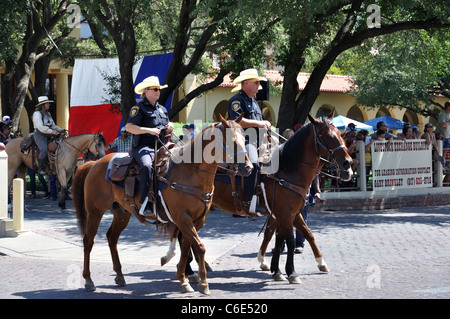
[218,114,253,177]
[308,112,353,181]
[89,131,106,159]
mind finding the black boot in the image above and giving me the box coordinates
[37,159,47,176]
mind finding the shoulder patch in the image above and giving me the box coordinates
[231,101,241,112]
[130,106,139,117]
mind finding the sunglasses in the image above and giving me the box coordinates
[146,87,160,92]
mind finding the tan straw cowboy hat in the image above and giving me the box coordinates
[134,76,168,94]
[35,96,54,107]
[232,68,267,85]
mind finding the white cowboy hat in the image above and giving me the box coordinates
[232,68,267,85]
[231,84,241,92]
[35,96,54,107]
[134,76,168,94]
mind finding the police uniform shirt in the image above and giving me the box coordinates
[228,90,264,122]
[127,98,169,148]
[228,90,264,144]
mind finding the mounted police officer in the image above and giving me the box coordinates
[228,69,271,214]
[32,96,64,175]
[126,76,174,217]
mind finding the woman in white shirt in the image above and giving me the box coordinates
[32,96,63,175]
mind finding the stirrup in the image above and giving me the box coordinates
[139,196,154,217]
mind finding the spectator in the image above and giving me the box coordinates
[187,124,197,139]
[0,124,12,145]
[422,123,447,169]
[369,121,395,140]
[402,125,414,140]
[435,101,450,149]
[343,130,359,171]
[108,126,132,153]
[0,115,13,131]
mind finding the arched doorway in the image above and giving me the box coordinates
[346,105,365,122]
[316,104,334,118]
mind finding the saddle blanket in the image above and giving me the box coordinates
[105,153,169,190]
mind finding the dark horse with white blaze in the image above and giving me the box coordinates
[72,115,252,295]
[163,113,353,284]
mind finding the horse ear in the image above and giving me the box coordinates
[328,108,335,119]
[308,114,319,125]
[235,113,244,123]
[219,114,229,128]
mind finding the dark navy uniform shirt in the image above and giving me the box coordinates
[127,98,169,149]
[228,90,264,144]
[228,90,264,122]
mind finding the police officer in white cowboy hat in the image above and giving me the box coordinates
[32,96,64,175]
[228,68,271,214]
[126,76,174,217]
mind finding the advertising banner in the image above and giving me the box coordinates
[371,140,432,190]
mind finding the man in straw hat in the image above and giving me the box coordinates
[32,96,64,175]
[228,68,271,214]
[126,76,174,217]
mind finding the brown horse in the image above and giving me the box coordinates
[5,132,106,211]
[72,114,252,294]
[162,113,352,284]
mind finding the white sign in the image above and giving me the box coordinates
[371,140,432,190]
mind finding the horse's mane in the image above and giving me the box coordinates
[279,123,311,174]
[278,116,330,174]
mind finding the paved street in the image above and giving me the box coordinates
[1,194,449,300]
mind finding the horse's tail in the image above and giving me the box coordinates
[72,161,96,236]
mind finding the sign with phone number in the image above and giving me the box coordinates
[371,140,432,190]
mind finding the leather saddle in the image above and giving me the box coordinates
[108,142,176,201]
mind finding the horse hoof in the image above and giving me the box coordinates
[260,262,270,271]
[288,275,302,284]
[188,274,200,283]
[316,257,330,272]
[180,282,194,293]
[85,282,96,292]
[272,273,286,281]
[318,264,330,272]
[198,283,210,295]
[115,276,126,287]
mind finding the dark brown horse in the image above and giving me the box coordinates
[72,114,252,294]
[163,113,352,284]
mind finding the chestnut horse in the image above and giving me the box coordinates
[163,113,352,284]
[5,132,106,211]
[72,115,252,294]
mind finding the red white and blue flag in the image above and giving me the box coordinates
[69,53,173,145]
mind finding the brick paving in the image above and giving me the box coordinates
[1,195,449,300]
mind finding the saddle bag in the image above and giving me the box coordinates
[20,136,34,152]
[109,156,138,182]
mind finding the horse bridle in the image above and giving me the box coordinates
[312,121,346,163]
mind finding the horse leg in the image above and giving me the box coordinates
[177,219,209,295]
[107,204,131,287]
[293,213,329,272]
[82,210,103,292]
[177,235,195,293]
[258,216,276,271]
[270,231,286,281]
[285,229,301,284]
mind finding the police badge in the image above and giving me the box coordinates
[130,106,139,117]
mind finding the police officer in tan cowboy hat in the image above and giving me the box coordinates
[33,96,64,175]
[228,68,271,214]
[126,76,174,217]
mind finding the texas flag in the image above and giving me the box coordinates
[69,53,173,145]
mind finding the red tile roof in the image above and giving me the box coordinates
[217,70,352,93]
